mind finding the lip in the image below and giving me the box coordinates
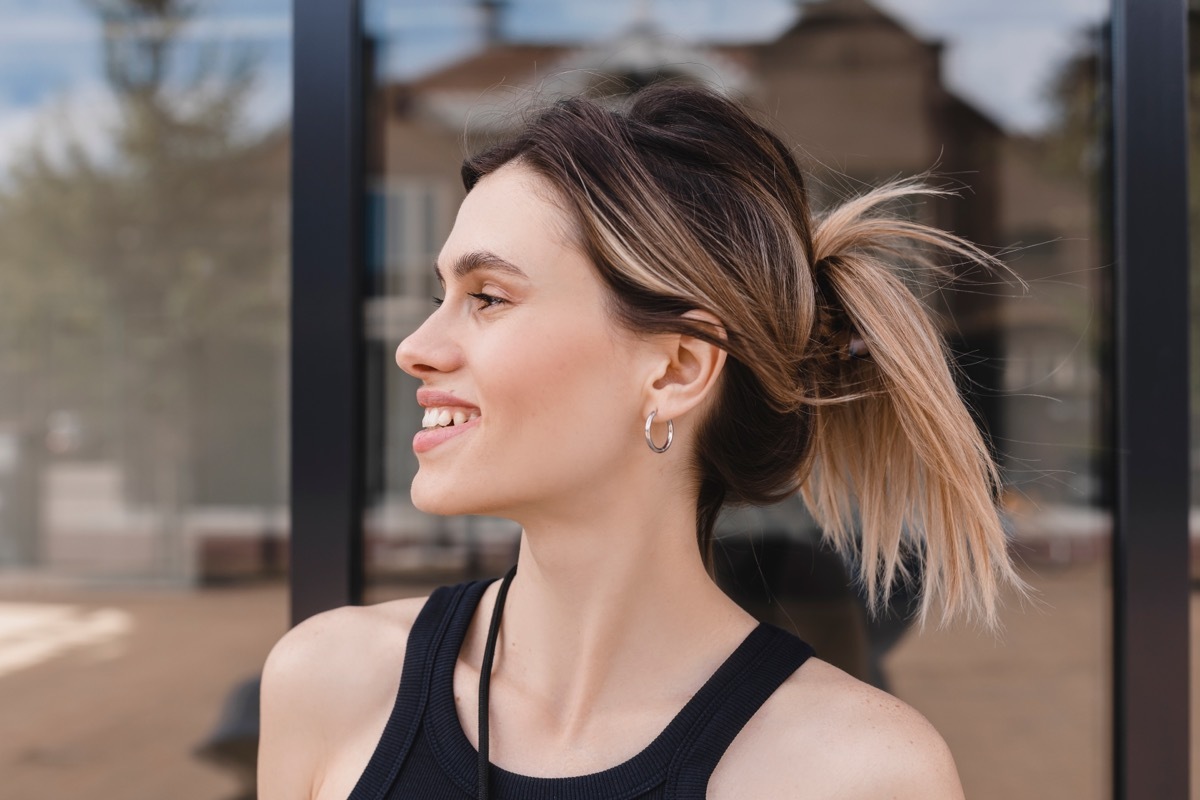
[416,387,480,411]
[413,388,481,454]
[412,415,481,454]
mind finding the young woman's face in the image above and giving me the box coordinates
[396,163,654,520]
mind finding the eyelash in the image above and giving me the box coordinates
[430,292,506,310]
[468,292,505,308]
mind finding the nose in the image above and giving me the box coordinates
[395,308,463,379]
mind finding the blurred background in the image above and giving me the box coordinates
[0,0,1193,798]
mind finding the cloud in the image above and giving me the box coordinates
[0,14,291,45]
[366,1,482,34]
[874,0,1106,33]
[645,0,797,42]
[942,27,1082,133]
[873,0,1106,132]
[0,81,120,184]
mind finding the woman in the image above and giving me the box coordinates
[259,84,1024,799]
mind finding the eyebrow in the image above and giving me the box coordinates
[433,250,529,285]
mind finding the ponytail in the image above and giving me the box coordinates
[802,179,1027,627]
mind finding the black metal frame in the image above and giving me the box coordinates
[289,0,1193,794]
[1110,0,1190,796]
[290,0,365,624]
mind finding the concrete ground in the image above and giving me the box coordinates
[0,561,1190,800]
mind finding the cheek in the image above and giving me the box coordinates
[486,313,640,469]
[409,306,645,518]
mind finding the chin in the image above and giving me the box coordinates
[410,483,463,516]
[410,472,486,517]
[410,470,532,520]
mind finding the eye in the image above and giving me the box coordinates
[467,292,506,309]
[431,296,444,307]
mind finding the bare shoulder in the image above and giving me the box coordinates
[261,594,428,709]
[708,658,964,800]
[257,595,429,800]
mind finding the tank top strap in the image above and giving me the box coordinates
[347,579,491,800]
[664,624,815,800]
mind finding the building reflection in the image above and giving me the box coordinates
[362,0,1105,600]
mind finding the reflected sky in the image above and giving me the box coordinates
[0,0,1108,179]
[0,0,291,180]
[362,0,1108,132]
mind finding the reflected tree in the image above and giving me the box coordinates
[1037,11,1199,506]
[0,0,288,576]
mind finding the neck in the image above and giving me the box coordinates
[483,496,754,741]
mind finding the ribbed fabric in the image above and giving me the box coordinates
[347,578,815,800]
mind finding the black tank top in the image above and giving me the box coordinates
[347,577,815,800]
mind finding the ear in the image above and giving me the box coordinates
[644,310,727,424]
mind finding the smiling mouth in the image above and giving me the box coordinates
[421,406,481,430]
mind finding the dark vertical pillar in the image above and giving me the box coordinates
[290,0,365,624]
[1110,0,1189,796]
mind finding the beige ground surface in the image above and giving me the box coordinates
[0,562,1190,800]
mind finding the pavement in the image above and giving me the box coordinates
[0,561,1192,800]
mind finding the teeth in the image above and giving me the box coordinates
[421,406,480,429]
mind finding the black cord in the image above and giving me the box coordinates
[477,564,517,800]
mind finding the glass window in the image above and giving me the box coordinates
[361,1,1112,796]
[0,1,291,797]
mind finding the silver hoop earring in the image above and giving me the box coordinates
[644,409,673,453]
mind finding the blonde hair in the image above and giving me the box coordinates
[464,83,1025,626]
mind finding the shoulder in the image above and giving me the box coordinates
[709,657,964,800]
[261,595,428,706]
[263,595,428,679]
[257,595,429,800]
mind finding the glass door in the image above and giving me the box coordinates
[356,1,1114,796]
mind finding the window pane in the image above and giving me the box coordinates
[0,1,291,797]
[362,1,1112,795]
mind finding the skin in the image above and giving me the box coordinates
[258,163,966,799]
